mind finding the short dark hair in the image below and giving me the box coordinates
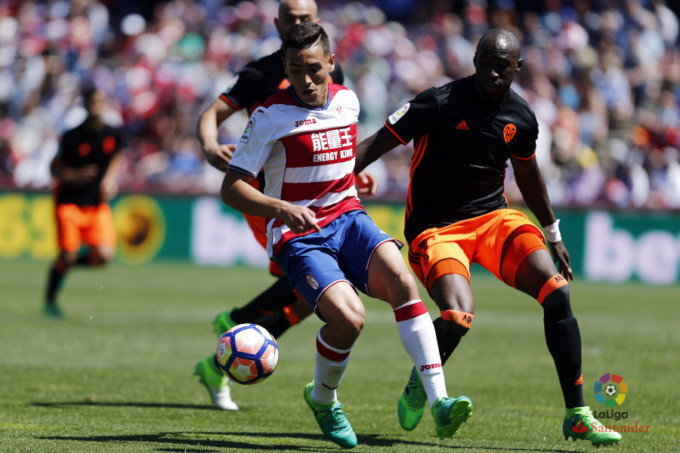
[81,84,100,106]
[281,21,330,57]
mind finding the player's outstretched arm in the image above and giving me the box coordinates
[511,156,574,280]
[221,170,320,234]
[355,127,402,174]
[197,97,240,172]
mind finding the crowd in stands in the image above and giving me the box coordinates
[0,0,679,209]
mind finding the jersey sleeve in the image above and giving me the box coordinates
[220,66,262,110]
[56,129,76,163]
[113,127,127,154]
[510,110,539,160]
[228,108,275,177]
[383,87,439,145]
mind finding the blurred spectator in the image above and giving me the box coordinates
[0,0,678,210]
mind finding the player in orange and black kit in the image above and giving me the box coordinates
[195,0,376,411]
[44,87,125,318]
[355,28,622,447]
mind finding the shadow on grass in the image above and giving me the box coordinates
[39,430,581,452]
[38,431,423,451]
[32,401,219,410]
[33,402,579,452]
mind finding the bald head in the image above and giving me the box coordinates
[473,28,523,102]
[476,28,521,60]
[276,0,319,39]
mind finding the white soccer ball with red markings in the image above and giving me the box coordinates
[216,323,279,385]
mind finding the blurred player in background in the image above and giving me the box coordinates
[195,0,375,411]
[222,21,470,448]
[43,87,125,318]
[355,28,622,447]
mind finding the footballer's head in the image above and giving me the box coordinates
[82,86,106,119]
[282,22,335,108]
[473,28,523,102]
[275,0,319,39]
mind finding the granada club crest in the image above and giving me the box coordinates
[306,274,319,290]
[503,123,516,143]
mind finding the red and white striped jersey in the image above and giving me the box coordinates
[228,84,363,257]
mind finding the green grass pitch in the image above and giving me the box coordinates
[1,260,678,452]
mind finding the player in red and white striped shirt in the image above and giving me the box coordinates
[222,21,472,449]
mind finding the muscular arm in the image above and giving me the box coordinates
[354,127,403,174]
[221,170,321,234]
[197,97,240,172]
[511,156,573,279]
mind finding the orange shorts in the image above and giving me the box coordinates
[408,209,547,291]
[55,203,116,252]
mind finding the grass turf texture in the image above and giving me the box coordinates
[1,260,678,452]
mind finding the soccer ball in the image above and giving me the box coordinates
[216,323,279,385]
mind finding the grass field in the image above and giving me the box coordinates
[1,260,678,452]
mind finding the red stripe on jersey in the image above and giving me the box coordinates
[316,336,350,362]
[220,94,241,110]
[410,134,428,178]
[271,197,361,229]
[262,83,349,110]
[511,152,536,161]
[384,122,408,145]
[394,301,428,322]
[281,173,356,202]
[262,89,300,109]
[327,83,350,101]
[282,124,357,168]
[406,134,428,220]
[270,198,363,255]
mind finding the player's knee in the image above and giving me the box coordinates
[60,252,78,268]
[335,303,365,339]
[94,247,114,265]
[389,267,420,300]
[541,285,573,322]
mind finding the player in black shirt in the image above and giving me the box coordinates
[195,0,375,411]
[44,87,125,318]
[356,28,621,447]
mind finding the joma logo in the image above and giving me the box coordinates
[420,363,442,372]
[295,118,317,127]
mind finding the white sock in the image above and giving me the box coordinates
[394,300,448,407]
[312,330,352,404]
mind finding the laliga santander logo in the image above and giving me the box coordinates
[388,103,410,124]
[240,118,255,143]
[594,373,628,407]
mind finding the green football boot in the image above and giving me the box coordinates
[213,309,237,336]
[303,382,357,449]
[194,355,238,410]
[42,304,63,319]
[397,366,428,430]
[563,406,622,446]
[431,396,473,439]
